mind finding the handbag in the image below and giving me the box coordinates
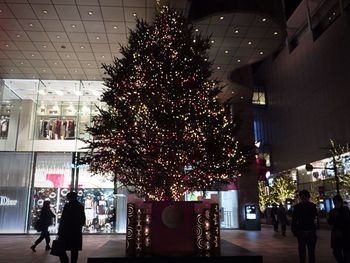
[50,239,65,256]
[34,219,43,232]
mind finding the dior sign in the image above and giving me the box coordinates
[0,196,18,206]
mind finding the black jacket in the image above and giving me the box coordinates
[291,201,317,234]
[58,200,86,251]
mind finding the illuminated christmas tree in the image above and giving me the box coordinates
[83,6,246,201]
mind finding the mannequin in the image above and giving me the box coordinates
[84,193,95,227]
[96,195,108,227]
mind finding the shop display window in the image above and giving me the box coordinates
[29,153,73,233]
[0,102,11,139]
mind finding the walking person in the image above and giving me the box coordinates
[58,191,86,263]
[30,200,55,252]
[270,204,279,232]
[291,190,318,263]
[277,203,289,236]
[328,195,350,263]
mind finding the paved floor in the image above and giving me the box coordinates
[0,225,335,263]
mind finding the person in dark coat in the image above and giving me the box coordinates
[327,195,350,263]
[30,200,56,252]
[270,204,279,232]
[291,190,318,263]
[58,191,86,263]
[277,203,289,236]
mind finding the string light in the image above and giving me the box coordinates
[83,6,246,201]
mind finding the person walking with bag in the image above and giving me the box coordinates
[30,200,55,252]
[58,191,85,263]
[328,195,350,263]
[291,190,318,263]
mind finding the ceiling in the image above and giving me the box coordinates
[0,0,285,101]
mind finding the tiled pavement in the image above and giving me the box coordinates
[0,225,335,263]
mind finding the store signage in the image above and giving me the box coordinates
[0,196,18,206]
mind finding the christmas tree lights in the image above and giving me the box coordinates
[83,6,246,200]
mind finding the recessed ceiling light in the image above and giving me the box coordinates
[193,39,196,43]
[29,23,34,27]
[259,51,264,55]
[231,91,235,94]
[248,41,252,45]
[113,26,118,29]
[74,70,78,73]
[31,54,35,57]
[237,59,241,63]
[133,13,137,17]
[55,90,64,96]
[262,18,266,22]
[4,44,9,47]
[87,63,91,66]
[273,31,278,35]
[10,69,14,72]
[219,16,224,20]
[234,30,239,34]
[42,69,46,72]
[101,55,105,58]
[20,62,24,65]
[42,10,48,14]
[71,24,76,28]
[217,66,221,70]
[42,45,47,48]
[16,34,20,38]
[211,40,215,43]
[80,46,85,49]
[96,36,100,40]
[224,50,229,54]
[88,11,93,15]
[66,55,70,58]
[241,96,244,99]
[56,35,61,39]
[195,28,199,32]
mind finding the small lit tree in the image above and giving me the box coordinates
[258,181,270,213]
[269,176,297,205]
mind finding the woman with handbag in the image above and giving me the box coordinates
[30,200,56,252]
[58,191,86,263]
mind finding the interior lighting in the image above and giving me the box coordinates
[42,69,46,72]
[217,66,221,70]
[74,90,82,96]
[241,96,244,99]
[262,18,266,22]
[55,90,64,96]
[80,46,85,49]
[66,54,70,58]
[211,40,214,43]
[273,31,278,35]
[88,11,93,15]
[237,59,241,63]
[234,30,239,34]
[113,26,118,29]
[54,62,57,65]
[4,44,9,47]
[42,10,48,14]
[0,9,2,13]
[101,55,105,58]
[96,36,100,40]
[29,23,34,27]
[92,90,100,96]
[71,24,76,28]
[31,54,35,57]
[16,34,20,38]
[20,62,24,65]
[248,41,252,45]
[219,16,224,20]
[259,51,263,55]
[42,45,47,48]
[133,13,137,17]
[87,63,91,66]
[224,50,229,54]
[195,28,199,32]
[10,69,14,71]
[56,35,61,39]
